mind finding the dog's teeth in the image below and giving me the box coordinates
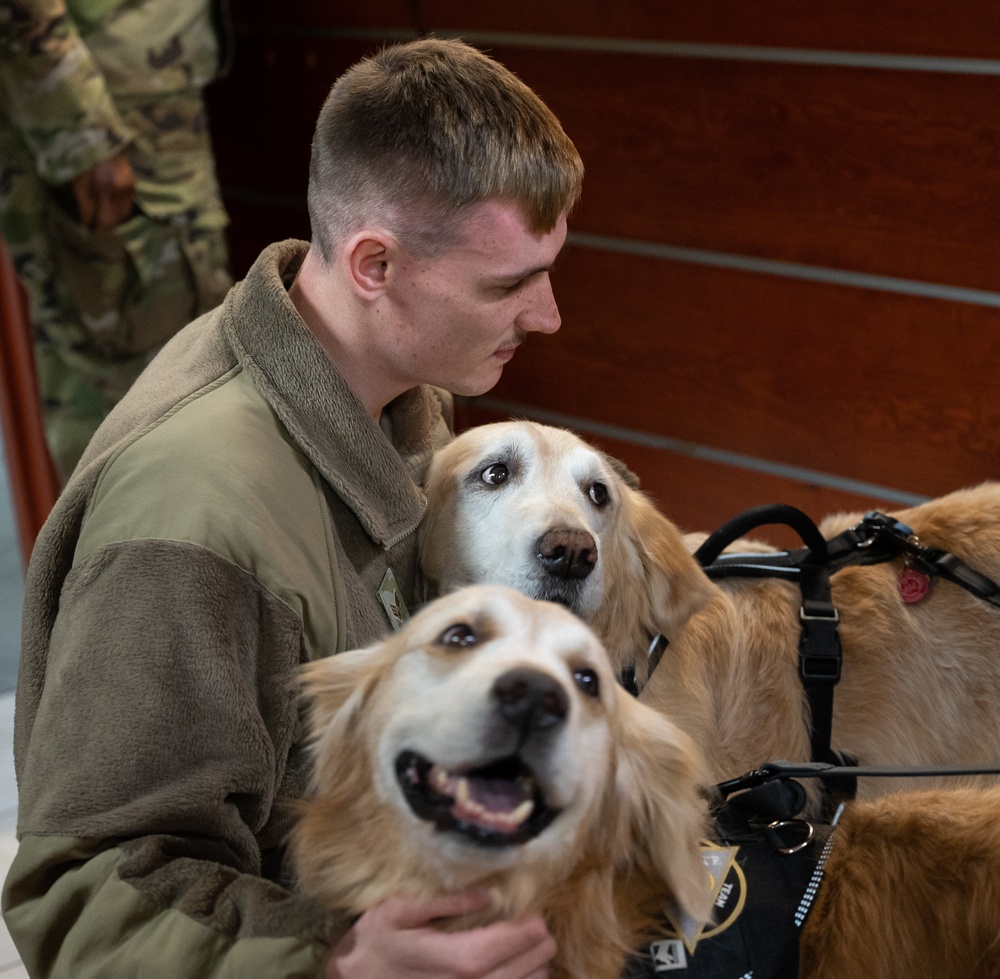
[430,765,452,793]
[509,799,534,825]
[456,776,471,806]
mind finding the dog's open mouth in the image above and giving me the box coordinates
[395,751,560,847]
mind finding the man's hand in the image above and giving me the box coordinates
[325,891,557,979]
[71,152,136,230]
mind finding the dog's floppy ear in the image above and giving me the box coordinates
[608,688,713,926]
[626,489,718,638]
[593,482,719,678]
[299,645,387,790]
[300,646,379,719]
[600,451,642,490]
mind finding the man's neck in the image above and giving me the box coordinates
[288,248,400,424]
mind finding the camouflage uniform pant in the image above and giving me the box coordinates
[0,92,232,483]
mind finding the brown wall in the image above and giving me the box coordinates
[206,2,1000,544]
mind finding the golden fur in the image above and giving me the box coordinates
[292,585,712,979]
[420,421,1000,799]
[800,785,1000,978]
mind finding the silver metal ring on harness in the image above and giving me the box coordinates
[768,819,815,855]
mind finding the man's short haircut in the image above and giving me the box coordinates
[306,37,584,260]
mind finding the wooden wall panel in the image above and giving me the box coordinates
[225,0,1000,59]
[218,197,310,281]
[207,34,390,276]
[418,1,1000,60]
[486,46,1000,291]
[226,0,416,31]
[483,244,1000,500]
[212,36,1000,288]
[210,36,375,196]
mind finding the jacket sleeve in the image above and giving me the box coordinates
[3,539,350,978]
[0,0,133,183]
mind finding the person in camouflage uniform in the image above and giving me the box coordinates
[0,0,232,482]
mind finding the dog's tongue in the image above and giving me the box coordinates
[466,774,529,811]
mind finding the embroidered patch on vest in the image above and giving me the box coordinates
[661,841,747,962]
[377,568,410,631]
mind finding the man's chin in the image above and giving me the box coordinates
[450,366,506,398]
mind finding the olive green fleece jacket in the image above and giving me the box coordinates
[2,239,454,977]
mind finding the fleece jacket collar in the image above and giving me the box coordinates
[221,239,443,549]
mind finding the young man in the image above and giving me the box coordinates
[3,37,582,978]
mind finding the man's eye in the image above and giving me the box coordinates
[439,623,478,648]
[589,482,609,507]
[481,463,509,486]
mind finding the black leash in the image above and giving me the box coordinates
[717,758,1000,799]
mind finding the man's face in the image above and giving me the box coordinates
[383,199,568,397]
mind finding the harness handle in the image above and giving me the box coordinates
[693,503,828,568]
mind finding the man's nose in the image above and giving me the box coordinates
[517,275,561,335]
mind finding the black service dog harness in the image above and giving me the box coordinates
[624,775,833,979]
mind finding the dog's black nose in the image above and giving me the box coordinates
[536,529,596,580]
[492,668,569,733]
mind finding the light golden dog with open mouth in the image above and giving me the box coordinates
[420,420,1000,796]
[292,584,712,979]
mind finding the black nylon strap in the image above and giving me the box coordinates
[922,549,1000,608]
[717,759,1000,797]
[796,562,842,770]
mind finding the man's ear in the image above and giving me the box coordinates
[345,232,395,298]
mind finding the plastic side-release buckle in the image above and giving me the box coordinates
[798,605,841,682]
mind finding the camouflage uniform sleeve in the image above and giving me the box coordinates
[0,0,134,184]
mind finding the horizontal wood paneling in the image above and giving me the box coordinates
[226,1,1000,61]
[208,36,382,200]
[209,36,1000,292]
[418,2,1000,61]
[488,45,1000,292]
[481,244,1000,500]
[218,196,310,278]
[225,1,414,30]
[455,401,903,550]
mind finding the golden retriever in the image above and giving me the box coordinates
[419,420,1000,799]
[292,584,712,979]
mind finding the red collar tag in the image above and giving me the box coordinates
[898,567,931,604]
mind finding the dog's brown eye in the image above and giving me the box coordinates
[589,482,609,507]
[440,623,478,648]
[481,463,509,486]
[573,669,600,698]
